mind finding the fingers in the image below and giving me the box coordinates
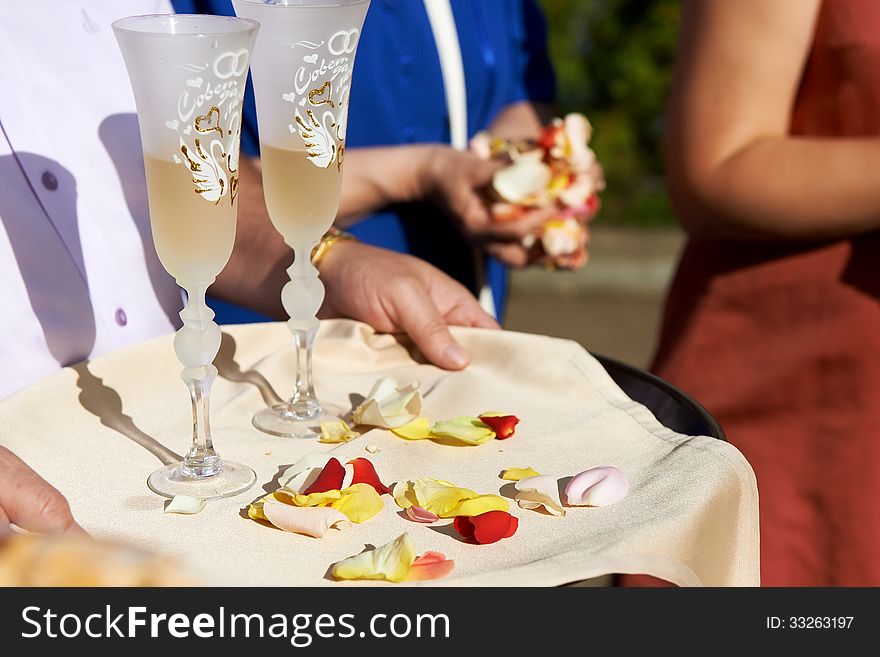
[482,205,560,241]
[392,283,471,370]
[457,189,494,234]
[445,302,501,330]
[0,446,84,535]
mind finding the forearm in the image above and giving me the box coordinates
[336,145,435,225]
[488,100,551,140]
[672,137,880,241]
[212,156,288,317]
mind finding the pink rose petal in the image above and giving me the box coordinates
[564,466,629,507]
[405,506,440,523]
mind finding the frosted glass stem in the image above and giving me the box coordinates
[175,280,223,478]
[281,240,324,420]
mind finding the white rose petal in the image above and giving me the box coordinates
[164,496,206,515]
[514,475,566,517]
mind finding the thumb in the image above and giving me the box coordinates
[394,286,471,370]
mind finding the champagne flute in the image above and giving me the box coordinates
[232,0,370,437]
[114,14,259,498]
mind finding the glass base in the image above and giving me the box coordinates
[147,460,256,500]
[252,400,346,438]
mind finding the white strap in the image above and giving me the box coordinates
[423,0,498,317]
[423,0,468,151]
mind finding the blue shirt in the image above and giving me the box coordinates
[172,0,555,322]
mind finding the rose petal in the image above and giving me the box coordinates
[406,552,455,581]
[390,417,433,440]
[405,506,440,523]
[453,510,518,544]
[501,467,541,481]
[247,493,273,521]
[348,458,392,495]
[278,454,332,490]
[398,478,509,518]
[302,458,346,495]
[469,131,492,160]
[541,218,583,258]
[292,484,383,524]
[430,417,495,445]
[514,475,566,517]
[563,466,629,507]
[164,496,205,515]
[331,533,416,583]
[318,420,359,444]
[492,158,552,204]
[478,413,520,439]
[352,378,422,428]
[262,498,350,538]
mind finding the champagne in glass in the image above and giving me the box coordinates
[233,0,370,437]
[115,13,259,498]
[259,146,343,241]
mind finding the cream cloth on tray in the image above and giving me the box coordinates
[0,320,759,586]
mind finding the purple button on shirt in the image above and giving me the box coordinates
[114,308,127,327]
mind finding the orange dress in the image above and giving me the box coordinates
[653,0,880,586]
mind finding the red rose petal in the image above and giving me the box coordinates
[347,458,392,495]
[453,511,518,545]
[478,414,520,440]
[453,516,476,540]
[302,458,345,495]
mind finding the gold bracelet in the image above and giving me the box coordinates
[311,227,358,268]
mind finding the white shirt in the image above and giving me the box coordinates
[0,0,184,398]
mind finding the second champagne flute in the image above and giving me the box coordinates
[233,0,371,438]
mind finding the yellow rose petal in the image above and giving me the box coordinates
[430,417,495,445]
[331,533,416,583]
[451,494,509,517]
[318,420,359,444]
[392,479,418,510]
[501,467,542,482]
[292,489,344,508]
[248,492,276,521]
[331,483,384,524]
[390,417,433,440]
[400,477,509,518]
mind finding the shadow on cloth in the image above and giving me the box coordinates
[71,361,181,466]
[215,332,283,408]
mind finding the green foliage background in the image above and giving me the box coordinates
[538,0,681,226]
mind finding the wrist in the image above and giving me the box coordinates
[412,144,446,202]
[311,228,358,271]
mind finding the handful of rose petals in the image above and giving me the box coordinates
[470,113,604,270]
